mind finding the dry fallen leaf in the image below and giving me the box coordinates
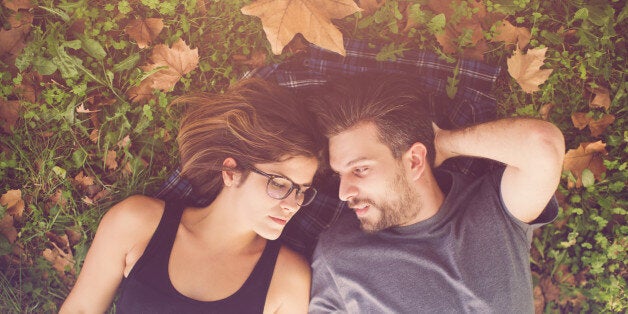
[232,50,267,68]
[125,18,164,49]
[74,171,95,188]
[117,135,131,149]
[76,103,100,113]
[358,0,385,15]
[563,141,607,188]
[241,0,362,56]
[0,100,20,133]
[507,47,553,93]
[42,242,75,274]
[571,112,615,137]
[104,150,118,170]
[0,214,18,243]
[588,86,611,110]
[491,19,531,49]
[539,103,554,120]
[0,12,31,63]
[428,0,487,55]
[533,285,545,314]
[1,189,24,219]
[3,0,33,11]
[128,39,199,103]
[89,129,99,143]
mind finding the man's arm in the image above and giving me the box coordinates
[433,118,565,223]
[309,250,346,312]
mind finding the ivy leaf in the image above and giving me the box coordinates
[125,18,164,49]
[563,141,607,189]
[507,47,553,93]
[241,0,362,56]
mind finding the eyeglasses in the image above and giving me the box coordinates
[248,167,317,207]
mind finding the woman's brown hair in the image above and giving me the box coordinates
[175,78,323,200]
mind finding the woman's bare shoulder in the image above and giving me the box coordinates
[99,195,165,238]
[266,245,311,313]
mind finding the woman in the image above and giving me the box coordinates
[60,78,323,313]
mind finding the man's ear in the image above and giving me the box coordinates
[222,157,242,187]
[403,143,428,181]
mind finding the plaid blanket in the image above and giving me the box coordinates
[155,39,501,258]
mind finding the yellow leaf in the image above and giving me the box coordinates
[507,47,553,93]
[241,0,362,56]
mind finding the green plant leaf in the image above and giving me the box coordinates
[582,169,595,187]
[80,36,107,60]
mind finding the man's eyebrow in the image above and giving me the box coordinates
[345,157,370,168]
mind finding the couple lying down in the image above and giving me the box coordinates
[61,72,563,313]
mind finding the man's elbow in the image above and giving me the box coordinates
[529,121,565,168]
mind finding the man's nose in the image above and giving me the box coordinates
[338,177,358,202]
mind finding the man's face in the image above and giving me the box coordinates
[329,122,422,232]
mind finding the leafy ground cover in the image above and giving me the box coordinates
[0,0,625,312]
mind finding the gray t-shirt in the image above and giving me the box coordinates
[309,168,558,314]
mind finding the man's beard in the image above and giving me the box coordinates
[350,168,422,233]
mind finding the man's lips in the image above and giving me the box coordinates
[351,204,369,216]
[269,216,288,226]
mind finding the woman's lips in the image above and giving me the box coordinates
[269,216,288,226]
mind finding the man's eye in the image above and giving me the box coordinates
[354,167,369,175]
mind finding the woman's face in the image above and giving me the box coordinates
[235,155,319,240]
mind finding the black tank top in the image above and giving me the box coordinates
[115,200,281,313]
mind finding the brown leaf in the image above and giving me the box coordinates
[554,264,576,286]
[491,19,531,49]
[1,189,24,219]
[539,276,561,304]
[0,214,18,243]
[129,39,199,102]
[74,171,95,188]
[92,189,111,202]
[82,196,94,205]
[563,141,607,188]
[76,103,100,113]
[89,129,99,143]
[0,100,20,133]
[241,0,362,56]
[539,103,554,120]
[358,0,385,15]
[461,38,489,61]
[104,150,118,170]
[3,0,33,11]
[65,228,82,246]
[428,0,486,54]
[507,47,553,93]
[8,11,33,29]
[571,112,591,130]
[117,135,131,149]
[196,0,208,14]
[233,50,267,68]
[588,114,615,137]
[125,18,164,49]
[49,189,68,208]
[0,27,26,63]
[588,86,611,109]
[533,285,545,314]
[42,242,75,274]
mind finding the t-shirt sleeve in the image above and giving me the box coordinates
[309,245,346,313]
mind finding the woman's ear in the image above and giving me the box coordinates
[403,142,428,181]
[222,157,241,187]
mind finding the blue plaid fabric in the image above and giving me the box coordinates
[155,39,501,259]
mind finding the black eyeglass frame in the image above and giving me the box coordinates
[248,167,318,207]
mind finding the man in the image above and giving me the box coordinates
[156,39,502,258]
[307,73,564,312]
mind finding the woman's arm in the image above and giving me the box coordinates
[59,195,163,313]
[266,246,311,314]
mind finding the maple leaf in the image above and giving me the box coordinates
[563,141,607,188]
[428,0,487,55]
[125,18,164,49]
[128,39,199,102]
[241,0,362,56]
[1,189,25,219]
[0,99,20,133]
[491,19,531,49]
[588,86,611,109]
[3,0,33,11]
[571,112,615,137]
[507,47,553,93]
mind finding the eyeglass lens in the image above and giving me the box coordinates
[266,177,316,206]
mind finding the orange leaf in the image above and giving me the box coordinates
[74,171,95,188]
[588,114,615,137]
[0,99,20,133]
[1,189,24,219]
[42,242,75,274]
[571,112,592,130]
[563,141,607,188]
[491,19,531,49]
[507,47,553,93]
[3,0,33,11]
[125,18,164,49]
[588,86,611,110]
[104,150,118,170]
[241,0,362,56]
[0,214,17,243]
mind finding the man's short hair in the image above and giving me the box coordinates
[308,72,435,166]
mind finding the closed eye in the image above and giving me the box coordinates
[353,167,369,176]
